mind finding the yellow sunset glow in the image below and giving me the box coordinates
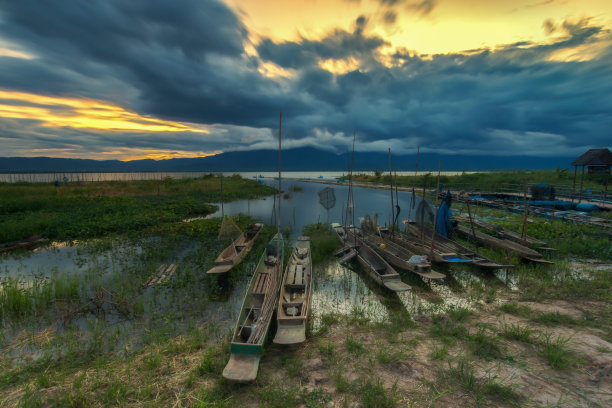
[0,90,208,133]
[318,57,360,75]
[228,0,612,57]
[15,147,222,161]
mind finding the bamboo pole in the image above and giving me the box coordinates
[578,165,585,203]
[388,148,394,230]
[466,201,478,247]
[429,160,442,259]
[277,112,282,258]
[571,166,577,203]
[521,180,528,240]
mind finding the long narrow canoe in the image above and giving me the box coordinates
[454,225,553,264]
[222,233,283,382]
[454,215,547,247]
[0,235,45,254]
[274,236,312,345]
[207,223,263,274]
[363,232,445,279]
[402,220,514,269]
[332,223,411,292]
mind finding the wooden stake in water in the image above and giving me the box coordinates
[388,148,394,231]
[521,180,528,241]
[429,160,442,259]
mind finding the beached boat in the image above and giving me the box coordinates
[332,223,411,292]
[222,233,284,382]
[362,231,445,279]
[454,225,553,264]
[0,235,45,254]
[402,220,513,269]
[454,215,546,247]
[207,223,263,274]
[274,236,312,345]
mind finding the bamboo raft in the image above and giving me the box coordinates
[144,264,177,286]
[274,236,312,345]
[207,223,263,274]
[402,220,514,269]
[363,231,445,279]
[222,233,284,382]
[332,223,411,292]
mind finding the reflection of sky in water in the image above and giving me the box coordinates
[311,262,390,329]
[207,179,430,238]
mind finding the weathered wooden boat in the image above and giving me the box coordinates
[454,225,553,264]
[362,231,445,279]
[402,220,514,269]
[222,233,284,382]
[332,223,411,292]
[207,223,263,274]
[454,215,546,247]
[0,235,45,254]
[274,236,312,345]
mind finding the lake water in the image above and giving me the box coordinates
[0,171,467,183]
[206,178,432,238]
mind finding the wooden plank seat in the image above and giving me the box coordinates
[285,264,305,288]
[253,272,269,295]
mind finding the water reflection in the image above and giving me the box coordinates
[207,179,430,238]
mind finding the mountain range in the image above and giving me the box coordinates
[0,147,576,173]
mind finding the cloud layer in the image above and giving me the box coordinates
[0,0,610,159]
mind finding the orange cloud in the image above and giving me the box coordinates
[0,90,208,133]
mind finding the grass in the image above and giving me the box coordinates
[430,315,468,344]
[538,333,581,369]
[468,328,504,361]
[445,359,521,406]
[356,378,399,408]
[498,321,534,343]
[0,175,275,243]
[376,348,405,364]
[303,223,341,263]
[430,345,448,360]
[345,335,366,356]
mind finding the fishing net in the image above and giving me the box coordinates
[218,215,241,241]
[416,199,434,226]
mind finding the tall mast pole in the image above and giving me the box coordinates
[429,160,442,259]
[388,148,394,231]
[277,112,282,256]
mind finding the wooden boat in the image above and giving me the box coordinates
[0,235,45,254]
[402,220,514,269]
[454,225,553,264]
[362,231,445,279]
[207,223,263,274]
[222,233,284,382]
[274,236,312,345]
[332,223,411,292]
[454,215,546,247]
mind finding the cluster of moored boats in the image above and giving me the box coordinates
[206,208,553,382]
[206,225,313,382]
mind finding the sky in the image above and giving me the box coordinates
[0,0,611,161]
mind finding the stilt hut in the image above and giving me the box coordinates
[570,148,612,203]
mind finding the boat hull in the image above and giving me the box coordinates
[222,233,283,382]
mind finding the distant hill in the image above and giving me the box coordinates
[0,147,575,173]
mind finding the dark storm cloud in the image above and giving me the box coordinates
[257,17,387,70]
[0,0,610,158]
[257,18,612,156]
[0,0,309,129]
